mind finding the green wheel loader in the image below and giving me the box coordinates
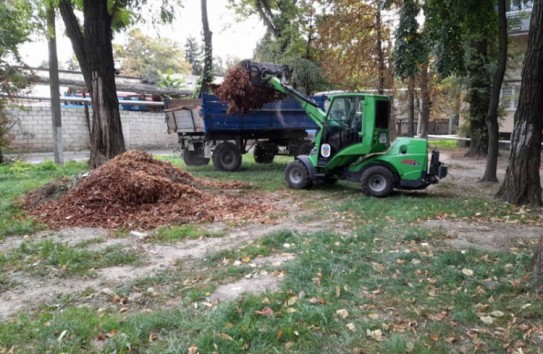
[241,61,448,197]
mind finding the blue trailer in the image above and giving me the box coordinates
[165,93,327,171]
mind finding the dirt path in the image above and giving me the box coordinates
[0,193,346,319]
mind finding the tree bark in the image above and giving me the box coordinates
[200,0,213,95]
[83,0,125,168]
[47,5,64,165]
[58,0,91,89]
[465,39,491,157]
[482,0,508,183]
[497,0,543,206]
[419,61,431,138]
[407,76,416,137]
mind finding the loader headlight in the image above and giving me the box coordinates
[379,133,388,144]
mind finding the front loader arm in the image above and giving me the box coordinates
[265,76,325,129]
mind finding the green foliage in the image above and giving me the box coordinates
[393,0,425,79]
[157,68,187,89]
[184,36,202,76]
[115,28,191,82]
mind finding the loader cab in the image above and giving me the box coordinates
[319,94,391,163]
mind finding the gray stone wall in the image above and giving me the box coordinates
[7,105,178,152]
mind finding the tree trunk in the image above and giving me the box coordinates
[465,40,491,157]
[407,76,416,137]
[482,0,508,183]
[419,61,431,139]
[83,0,125,168]
[497,0,543,206]
[200,0,213,95]
[375,1,385,95]
[47,5,64,165]
[529,236,543,284]
[58,0,91,89]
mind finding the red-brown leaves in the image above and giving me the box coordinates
[213,66,285,114]
[25,150,276,229]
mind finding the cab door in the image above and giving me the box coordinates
[319,96,362,163]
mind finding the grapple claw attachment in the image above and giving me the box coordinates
[239,59,291,87]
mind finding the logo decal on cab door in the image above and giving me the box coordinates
[321,144,331,158]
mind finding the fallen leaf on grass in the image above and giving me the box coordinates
[366,329,384,341]
[347,323,356,332]
[188,345,198,354]
[256,306,274,317]
[218,333,233,341]
[462,268,474,276]
[336,309,349,319]
[286,296,297,306]
[309,297,326,305]
[148,332,158,342]
[490,310,504,318]
[479,315,494,324]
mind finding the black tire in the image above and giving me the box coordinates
[296,141,314,156]
[183,144,210,166]
[253,145,275,164]
[285,160,313,189]
[360,165,394,197]
[212,142,242,171]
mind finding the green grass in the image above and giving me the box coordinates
[1,153,542,353]
[163,154,292,191]
[154,224,222,242]
[0,159,87,238]
[0,240,139,276]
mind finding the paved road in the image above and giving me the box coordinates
[6,149,179,164]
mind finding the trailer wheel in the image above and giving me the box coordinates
[212,142,242,171]
[285,160,313,189]
[254,145,275,164]
[183,143,210,166]
[360,165,394,197]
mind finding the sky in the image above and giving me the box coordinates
[19,0,266,68]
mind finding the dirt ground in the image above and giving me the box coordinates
[1,150,542,320]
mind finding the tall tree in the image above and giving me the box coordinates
[230,0,325,93]
[425,0,498,157]
[184,36,202,75]
[497,0,543,206]
[315,0,393,91]
[200,0,213,95]
[0,0,32,163]
[57,0,181,167]
[481,0,507,182]
[393,0,424,137]
[114,28,191,83]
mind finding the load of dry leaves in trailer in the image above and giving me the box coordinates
[213,65,285,114]
[25,150,276,229]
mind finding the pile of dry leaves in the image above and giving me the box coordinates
[213,66,285,114]
[25,150,277,229]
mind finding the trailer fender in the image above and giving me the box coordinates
[296,155,318,180]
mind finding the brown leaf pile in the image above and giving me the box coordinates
[25,150,277,229]
[213,66,286,114]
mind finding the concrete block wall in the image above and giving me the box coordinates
[7,105,178,152]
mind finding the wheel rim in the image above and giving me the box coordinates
[369,174,387,193]
[221,152,234,166]
[289,168,303,184]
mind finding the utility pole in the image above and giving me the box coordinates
[47,5,64,164]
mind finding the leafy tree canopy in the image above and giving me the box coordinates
[114,28,191,83]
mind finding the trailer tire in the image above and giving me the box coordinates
[285,160,313,189]
[360,165,394,197]
[254,145,275,164]
[212,142,242,171]
[183,144,210,166]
